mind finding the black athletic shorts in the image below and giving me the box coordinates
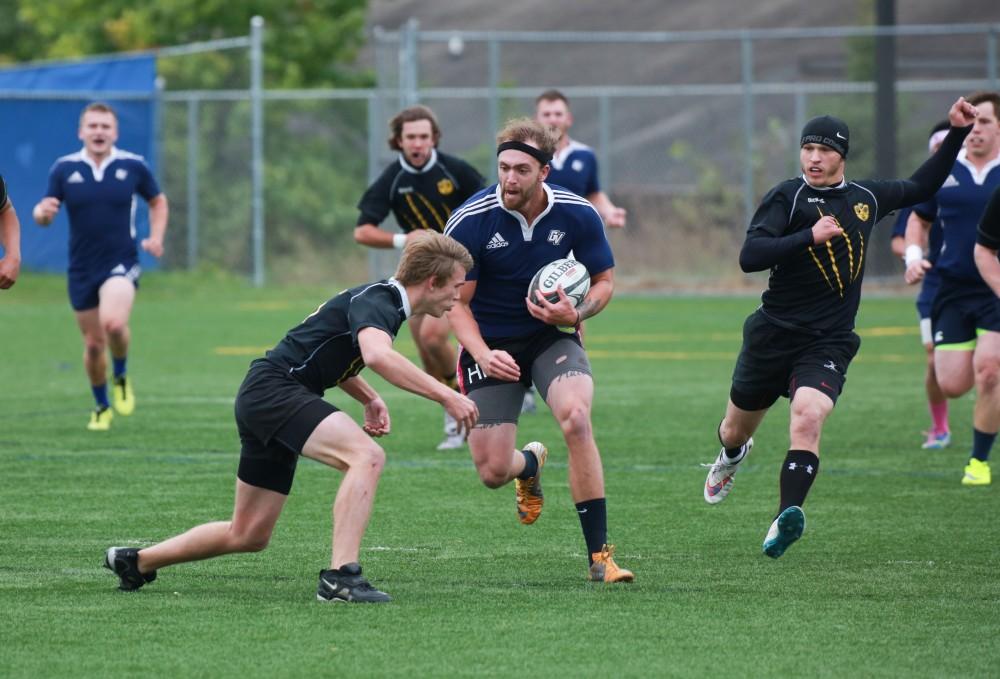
[930,275,1000,348]
[457,325,590,424]
[729,310,861,411]
[233,360,339,495]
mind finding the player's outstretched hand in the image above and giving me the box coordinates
[811,215,843,245]
[141,237,164,258]
[443,391,478,437]
[525,286,578,326]
[0,254,20,289]
[904,258,932,285]
[362,397,391,437]
[478,348,520,382]
[33,197,61,225]
[605,206,627,229]
[948,97,978,128]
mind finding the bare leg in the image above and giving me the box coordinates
[972,332,1000,436]
[719,399,769,449]
[137,479,287,573]
[98,277,135,360]
[546,373,603,502]
[300,412,386,569]
[467,422,523,488]
[74,308,107,387]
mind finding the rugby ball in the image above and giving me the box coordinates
[528,258,590,307]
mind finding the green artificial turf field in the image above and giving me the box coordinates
[2,273,997,678]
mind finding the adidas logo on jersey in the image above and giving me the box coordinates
[486,232,509,250]
[68,171,85,184]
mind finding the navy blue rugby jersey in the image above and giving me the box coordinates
[913,149,1000,284]
[444,183,614,338]
[263,279,411,394]
[546,140,600,197]
[45,147,161,274]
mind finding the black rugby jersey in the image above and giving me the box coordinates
[262,279,411,394]
[357,149,485,234]
[742,125,970,333]
[978,185,1000,252]
[0,174,7,210]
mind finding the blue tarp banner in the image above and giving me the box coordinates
[0,55,157,274]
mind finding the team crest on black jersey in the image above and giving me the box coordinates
[853,202,869,221]
[437,179,454,196]
[807,208,865,299]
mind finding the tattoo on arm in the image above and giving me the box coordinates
[576,299,598,322]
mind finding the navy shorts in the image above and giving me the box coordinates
[930,276,1000,347]
[729,310,861,411]
[68,260,141,311]
[915,270,941,320]
[234,360,339,495]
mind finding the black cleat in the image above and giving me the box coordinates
[104,547,157,591]
[316,563,391,603]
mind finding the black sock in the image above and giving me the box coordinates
[575,498,607,563]
[516,448,538,480]
[777,450,819,517]
[971,428,996,462]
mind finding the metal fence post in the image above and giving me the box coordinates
[488,35,500,143]
[400,18,419,107]
[741,32,755,230]
[186,97,200,269]
[598,93,611,191]
[989,26,998,90]
[250,15,265,287]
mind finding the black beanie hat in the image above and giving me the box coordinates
[800,115,849,158]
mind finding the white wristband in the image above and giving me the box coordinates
[392,233,407,250]
[904,244,924,267]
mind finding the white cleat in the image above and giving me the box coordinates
[703,438,753,504]
[437,411,466,450]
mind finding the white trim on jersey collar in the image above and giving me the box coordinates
[80,146,121,182]
[494,182,556,241]
[550,138,591,171]
[799,175,847,191]
[388,277,412,318]
[956,148,1000,186]
[398,148,439,174]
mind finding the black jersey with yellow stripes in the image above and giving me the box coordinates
[750,176,915,333]
[357,149,485,234]
[262,279,411,394]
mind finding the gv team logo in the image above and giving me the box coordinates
[853,202,869,221]
[547,229,566,246]
[437,179,454,196]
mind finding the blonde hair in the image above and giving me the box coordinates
[495,117,557,159]
[80,102,117,125]
[395,232,473,286]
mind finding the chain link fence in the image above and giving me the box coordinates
[7,22,999,289]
